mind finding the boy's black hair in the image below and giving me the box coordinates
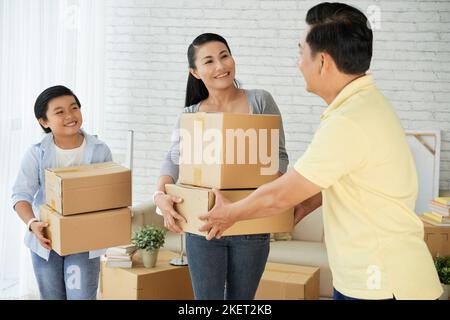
[34,85,81,133]
[305,2,373,74]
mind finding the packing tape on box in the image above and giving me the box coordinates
[192,112,205,186]
[195,112,205,132]
[51,162,119,174]
[193,167,202,186]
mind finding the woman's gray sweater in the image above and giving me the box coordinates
[159,89,289,182]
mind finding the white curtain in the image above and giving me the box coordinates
[0,0,105,299]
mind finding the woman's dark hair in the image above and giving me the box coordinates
[185,33,238,107]
[305,2,373,74]
[34,85,81,133]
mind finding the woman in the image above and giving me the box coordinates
[154,33,289,299]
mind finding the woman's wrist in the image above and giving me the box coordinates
[153,190,165,204]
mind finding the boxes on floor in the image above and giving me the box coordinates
[99,250,194,300]
[255,262,320,300]
[422,220,450,257]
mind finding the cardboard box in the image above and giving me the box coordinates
[255,262,320,300]
[99,250,194,300]
[423,221,450,257]
[45,162,131,215]
[40,204,131,256]
[179,112,281,189]
[165,184,294,236]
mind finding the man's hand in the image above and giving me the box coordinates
[294,204,307,225]
[198,189,235,240]
[293,192,322,225]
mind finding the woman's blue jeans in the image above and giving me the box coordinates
[185,232,270,300]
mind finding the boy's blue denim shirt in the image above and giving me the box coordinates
[11,129,113,261]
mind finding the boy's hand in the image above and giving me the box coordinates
[30,221,52,250]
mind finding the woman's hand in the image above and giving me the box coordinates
[294,204,307,225]
[155,194,186,233]
[30,221,52,250]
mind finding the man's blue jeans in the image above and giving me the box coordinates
[185,232,270,300]
[31,250,100,300]
[333,288,395,300]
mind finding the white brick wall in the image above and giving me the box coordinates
[103,0,450,203]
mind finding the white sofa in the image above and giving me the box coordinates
[131,201,333,298]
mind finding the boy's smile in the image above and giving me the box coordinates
[38,95,83,137]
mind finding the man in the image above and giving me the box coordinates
[199,2,442,300]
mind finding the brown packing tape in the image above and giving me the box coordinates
[193,167,202,186]
[194,112,205,127]
[265,266,318,278]
[49,162,120,174]
[192,113,205,186]
[45,170,62,212]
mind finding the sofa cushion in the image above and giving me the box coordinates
[163,231,185,253]
[272,232,292,241]
[292,207,324,242]
[131,200,164,232]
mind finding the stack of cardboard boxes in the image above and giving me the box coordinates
[166,112,322,300]
[100,113,296,300]
[166,112,294,236]
[99,250,194,300]
[419,196,450,258]
[40,162,132,256]
[423,222,450,258]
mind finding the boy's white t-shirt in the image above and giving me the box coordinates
[54,137,86,167]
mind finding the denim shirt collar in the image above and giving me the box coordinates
[39,129,102,167]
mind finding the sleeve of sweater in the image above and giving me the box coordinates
[159,114,181,182]
[255,90,289,174]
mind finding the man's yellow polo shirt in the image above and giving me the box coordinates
[294,74,442,299]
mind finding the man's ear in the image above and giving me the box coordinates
[189,68,201,80]
[38,118,49,129]
[321,52,336,75]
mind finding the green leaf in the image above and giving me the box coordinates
[434,256,450,285]
[131,224,166,251]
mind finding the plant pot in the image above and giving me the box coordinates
[439,283,450,300]
[141,249,159,268]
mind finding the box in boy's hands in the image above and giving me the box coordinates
[40,204,131,256]
[45,162,131,215]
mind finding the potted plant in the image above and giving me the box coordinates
[132,224,166,268]
[434,255,450,300]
